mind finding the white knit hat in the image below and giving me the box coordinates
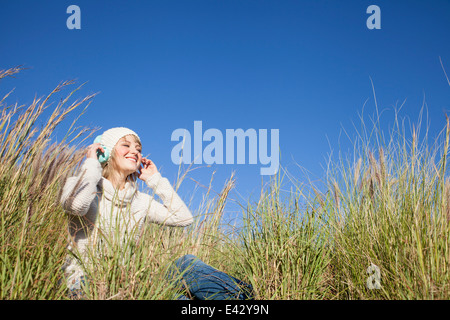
[97,127,141,164]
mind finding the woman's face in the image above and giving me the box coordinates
[113,135,143,176]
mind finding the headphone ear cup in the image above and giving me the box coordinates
[94,135,110,164]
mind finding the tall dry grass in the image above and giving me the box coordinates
[322,105,450,299]
[0,66,95,299]
[1,65,450,299]
[229,72,450,299]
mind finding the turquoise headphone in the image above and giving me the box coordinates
[94,135,110,164]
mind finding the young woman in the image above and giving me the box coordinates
[60,127,253,300]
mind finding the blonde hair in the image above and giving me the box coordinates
[101,134,141,188]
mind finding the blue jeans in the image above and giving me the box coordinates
[169,254,254,300]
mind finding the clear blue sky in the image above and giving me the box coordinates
[1,0,450,223]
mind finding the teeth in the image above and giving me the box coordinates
[126,157,137,162]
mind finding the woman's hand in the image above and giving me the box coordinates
[138,157,158,181]
[86,143,104,160]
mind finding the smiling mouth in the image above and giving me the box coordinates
[125,157,138,163]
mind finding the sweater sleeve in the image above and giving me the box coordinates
[142,172,194,227]
[60,157,103,216]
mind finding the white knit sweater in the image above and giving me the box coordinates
[59,158,193,288]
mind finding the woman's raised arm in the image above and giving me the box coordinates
[60,145,103,216]
[141,172,194,227]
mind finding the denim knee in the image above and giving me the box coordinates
[174,254,198,270]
